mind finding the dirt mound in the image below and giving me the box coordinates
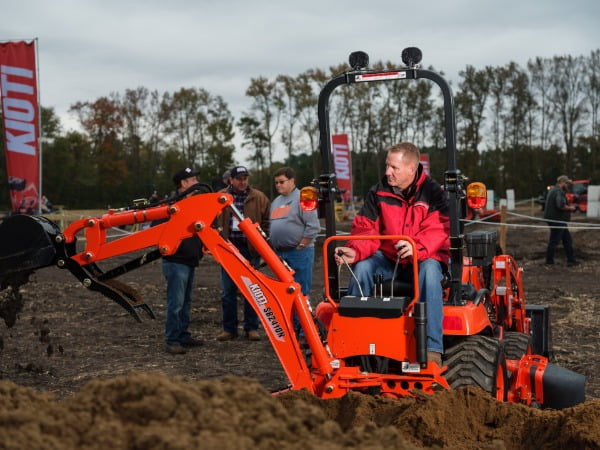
[1,211,600,448]
[1,372,598,450]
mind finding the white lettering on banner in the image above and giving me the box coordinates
[333,143,350,180]
[4,98,35,121]
[0,65,34,95]
[0,65,36,156]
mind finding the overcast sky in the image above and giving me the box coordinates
[3,0,599,160]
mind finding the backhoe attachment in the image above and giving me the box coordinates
[1,215,61,326]
[0,213,157,326]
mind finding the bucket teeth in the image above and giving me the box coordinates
[103,279,156,320]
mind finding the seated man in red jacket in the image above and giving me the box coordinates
[335,142,450,366]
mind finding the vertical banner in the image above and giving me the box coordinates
[331,134,353,202]
[0,40,40,213]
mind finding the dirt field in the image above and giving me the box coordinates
[1,209,599,449]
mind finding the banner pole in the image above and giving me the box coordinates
[35,37,42,214]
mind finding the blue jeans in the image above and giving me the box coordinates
[545,221,575,263]
[276,246,315,298]
[276,246,315,333]
[162,260,195,345]
[347,250,444,353]
[221,243,260,335]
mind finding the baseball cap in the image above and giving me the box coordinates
[173,167,199,185]
[557,175,572,184]
[230,166,249,179]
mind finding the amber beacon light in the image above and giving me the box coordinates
[466,182,487,210]
[299,187,318,211]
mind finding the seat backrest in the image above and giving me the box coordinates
[380,279,414,298]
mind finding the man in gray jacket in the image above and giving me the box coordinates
[270,167,321,332]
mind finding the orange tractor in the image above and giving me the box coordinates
[0,48,585,408]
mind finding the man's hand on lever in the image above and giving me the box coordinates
[394,239,413,259]
[335,247,356,265]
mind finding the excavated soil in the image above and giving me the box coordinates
[1,210,599,449]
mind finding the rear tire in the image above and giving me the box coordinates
[503,331,532,360]
[443,335,508,401]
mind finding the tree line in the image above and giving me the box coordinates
[0,49,598,210]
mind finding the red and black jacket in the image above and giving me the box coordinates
[348,164,450,265]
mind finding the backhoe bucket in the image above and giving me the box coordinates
[0,214,61,281]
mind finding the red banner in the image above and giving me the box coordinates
[0,41,40,213]
[332,134,353,202]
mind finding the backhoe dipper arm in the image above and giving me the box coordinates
[59,193,336,392]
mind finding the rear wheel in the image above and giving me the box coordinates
[503,331,532,360]
[443,335,507,401]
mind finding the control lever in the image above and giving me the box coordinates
[391,254,401,297]
[337,249,365,297]
[373,273,383,297]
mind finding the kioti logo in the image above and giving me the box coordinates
[1,65,37,156]
[241,276,286,341]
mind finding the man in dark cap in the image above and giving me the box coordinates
[155,167,205,354]
[216,165,270,341]
[544,175,579,266]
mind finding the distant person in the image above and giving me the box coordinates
[154,167,205,354]
[211,169,231,192]
[269,167,320,332]
[216,166,270,341]
[140,190,160,230]
[40,195,54,213]
[17,198,36,215]
[544,175,579,266]
[148,190,159,204]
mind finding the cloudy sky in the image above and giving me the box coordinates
[3,0,599,158]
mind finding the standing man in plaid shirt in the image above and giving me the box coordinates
[216,166,270,341]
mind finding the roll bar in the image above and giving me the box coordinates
[315,49,465,304]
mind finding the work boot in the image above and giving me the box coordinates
[567,261,580,267]
[216,331,236,341]
[427,351,442,366]
[182,337,204,347]
[245,330,260,341]
[165,343,187,355]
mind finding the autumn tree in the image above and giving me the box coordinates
[243,76,284,196]
[455,65,490,175]
[237,115,269,191]
[276,74,301,161]
[528,57,556,150]
[585,49,600,139]
[203,95,235,183]
[295,69,325,177]
[70,96,128,205]
[548,55,588,176]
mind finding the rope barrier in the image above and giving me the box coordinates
[505,210,600,226]
[463,220,600,230]
[463,210,600,230]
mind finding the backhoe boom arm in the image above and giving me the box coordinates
[58,192,336,392]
